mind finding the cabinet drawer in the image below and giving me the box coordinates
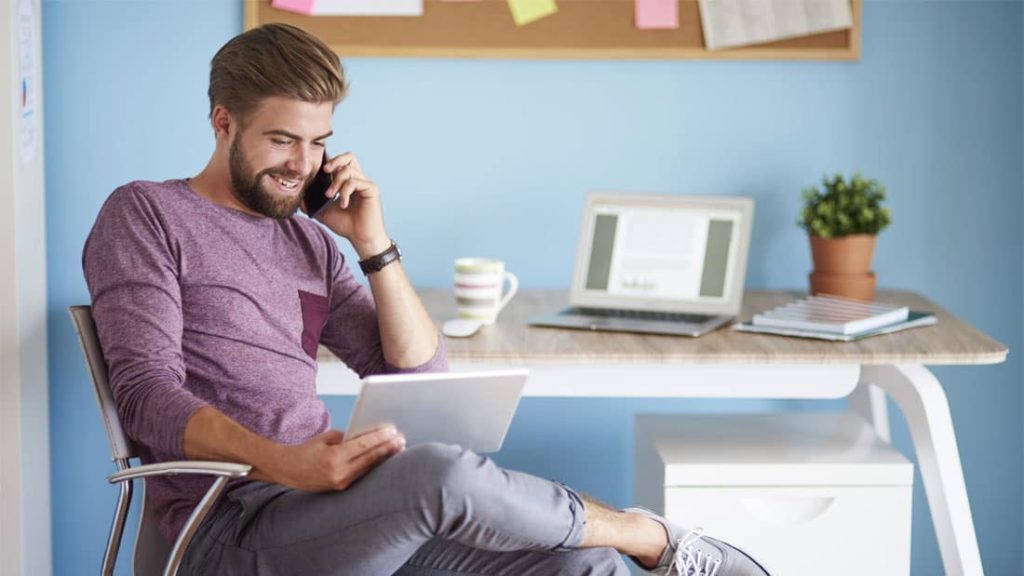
[665,486,911,576]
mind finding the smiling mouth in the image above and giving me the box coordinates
[268,173,304,194]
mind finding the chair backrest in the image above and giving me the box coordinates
[68,305,172,575]
[68,305,136,461]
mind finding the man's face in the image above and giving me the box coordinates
[227,97,334,219]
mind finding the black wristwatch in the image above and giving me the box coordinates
[358,241,401,275]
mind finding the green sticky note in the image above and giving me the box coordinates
[507,0,557,26]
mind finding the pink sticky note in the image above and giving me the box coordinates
[272,0,316,15]
[635,0,678,30]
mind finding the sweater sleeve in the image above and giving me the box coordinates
[318,240,448,376]
[82,185,207,459]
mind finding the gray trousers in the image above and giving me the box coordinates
[180,443,630,575]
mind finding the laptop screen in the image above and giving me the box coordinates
[571,195,752,315]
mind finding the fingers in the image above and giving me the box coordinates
[329,440,404,490]
[344,425,402,455]
[330,425,405,489]
[315,429,345,445]
[335,176,377,209]
[324,165,352,202]
[323,160,376,210]
[340,435,405,487]
[324,152,363,178]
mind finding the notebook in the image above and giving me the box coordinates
[734,311,937,342]
[752,295,909,335]
[528,192,754,337]
[734,294,938,341]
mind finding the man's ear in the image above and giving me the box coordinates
[210,105,235,141]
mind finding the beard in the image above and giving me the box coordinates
[229,137,311,219]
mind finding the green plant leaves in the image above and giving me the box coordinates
[797,172,891,238]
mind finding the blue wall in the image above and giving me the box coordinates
[43,1,1022,574]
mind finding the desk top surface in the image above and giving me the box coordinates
[324,289,1008,366]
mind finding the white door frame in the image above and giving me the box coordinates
[1,0,51,574]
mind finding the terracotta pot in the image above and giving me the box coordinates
[809,234,876,275]
[809,271,876,301]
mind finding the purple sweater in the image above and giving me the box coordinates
[82,179,447,541]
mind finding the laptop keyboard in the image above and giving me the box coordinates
[570,307,715,324]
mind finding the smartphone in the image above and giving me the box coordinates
[303,150,337,218]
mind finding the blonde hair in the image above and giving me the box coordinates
[208,23,347,123]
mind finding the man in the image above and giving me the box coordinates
[83,23,769,576]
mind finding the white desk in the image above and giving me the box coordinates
[317,289,1007,576]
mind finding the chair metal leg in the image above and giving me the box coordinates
[102,458,132,576]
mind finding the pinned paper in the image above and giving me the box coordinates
[699,0,852,50]
[272,0,423,16]
[507,0,557,26]
[635,0,679,29]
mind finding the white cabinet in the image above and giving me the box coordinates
[634,412,913,576]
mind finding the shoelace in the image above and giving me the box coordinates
[667,527,722,576]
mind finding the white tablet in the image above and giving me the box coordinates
[345,369,528,453]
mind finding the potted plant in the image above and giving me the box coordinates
[798,173,891,301]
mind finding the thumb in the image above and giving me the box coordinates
[314,429,345,445]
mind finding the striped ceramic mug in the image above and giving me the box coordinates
[454,258,519,325]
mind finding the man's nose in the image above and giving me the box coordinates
[285,145,314,175]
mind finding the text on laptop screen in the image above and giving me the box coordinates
[581,205,740,302]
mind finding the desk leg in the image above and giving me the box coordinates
[848,370,891,443]
[858,364,982,576]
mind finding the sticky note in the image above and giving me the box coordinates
[507,0,558,27]
[272,0,316,15]
[635,0,679,30]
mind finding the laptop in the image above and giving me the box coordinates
[345,369,528,453]
[529,193,754,337]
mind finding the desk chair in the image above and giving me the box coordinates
[68,306,252,576]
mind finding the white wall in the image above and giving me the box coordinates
[0,0,51,574]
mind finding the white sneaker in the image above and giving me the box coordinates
[622,507,770,576]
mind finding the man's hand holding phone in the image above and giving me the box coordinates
[303,151,391,259]
[301,150,437,369]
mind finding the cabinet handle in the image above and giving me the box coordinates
[740,496,836,526]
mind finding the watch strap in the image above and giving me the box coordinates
[358,241,401,274]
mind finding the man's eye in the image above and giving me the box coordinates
[272,139,291,146]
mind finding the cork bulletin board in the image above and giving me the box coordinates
[244,0,860,61]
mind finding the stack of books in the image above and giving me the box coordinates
[734,294,938,341]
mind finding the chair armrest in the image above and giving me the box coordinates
[107,461,251,484]
[106,460,252,576]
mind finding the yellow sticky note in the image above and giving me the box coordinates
[507,0,557,26]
